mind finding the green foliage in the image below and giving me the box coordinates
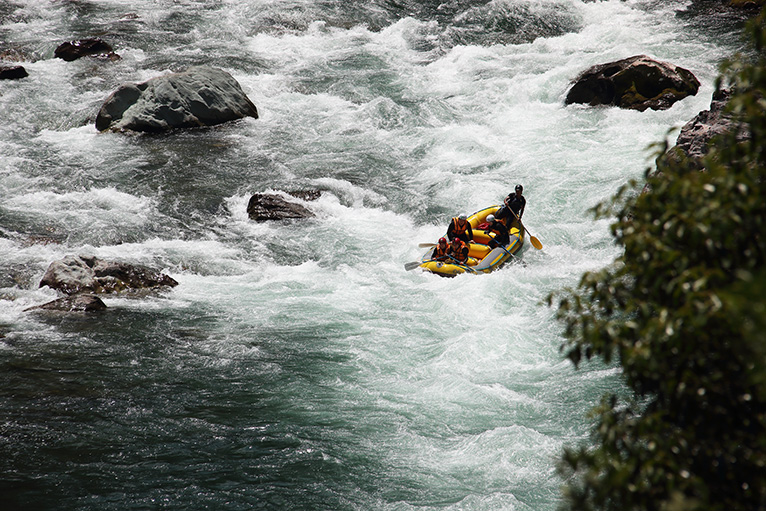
[552,9,766,511]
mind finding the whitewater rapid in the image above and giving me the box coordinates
[0,0,748,509]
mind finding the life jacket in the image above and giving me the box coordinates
[447,240,468,262]
[433,243,449,259]
[452,217,470,236]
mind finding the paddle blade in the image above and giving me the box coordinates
[404,261,424,271]
[530,236,542,250]
[418,242,437,248]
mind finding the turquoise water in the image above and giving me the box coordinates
[0,1,748,509]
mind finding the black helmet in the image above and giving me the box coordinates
[515,184,523,192]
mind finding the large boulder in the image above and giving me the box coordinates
[95,66,259,132]
[246,191,320,221]
[39,255,178,295]
[565,55,700,111]
[54,38,119,61]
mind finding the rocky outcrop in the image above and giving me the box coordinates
[0,63,27,80]
[565,55,700,111]
[246,191,320,221]
[26,294,107,313]
[54,38,119,61]
[644,88,749,193]
[95,66,258,132]
[39,255,178,295]
[664,88,747,167]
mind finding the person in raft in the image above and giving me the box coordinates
[494,184,526,226]
[447,236,470,263]
[432,237,450,261]
[484,214,510,249]
[505,184,526,222]
[447,213,473,243]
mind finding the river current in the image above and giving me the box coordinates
[0,1,749,509]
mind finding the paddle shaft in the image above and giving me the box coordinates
[510,209,542,250]
[445,253,477,273]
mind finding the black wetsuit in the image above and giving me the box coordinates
[485,220,510,249]
[494,205,514,225]
[506,194,526,221]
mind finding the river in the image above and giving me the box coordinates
[0,1,749,509]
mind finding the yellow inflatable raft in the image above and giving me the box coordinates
[413,205,525,277]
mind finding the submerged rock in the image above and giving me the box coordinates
[95,66,258,132]
[26,294,107,313]
[39,255,178,295]
[246,191,319,221]
[54,38,119,61]
[565,55,700,111]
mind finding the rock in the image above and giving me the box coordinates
[672,88,742,160]
[95,66,259,132]
[25,294,107,313]
[657,88,748,172]
[39,255,97,295]
[565,55,700,111]
[54,38,119,61]
[0,63,28,80]
[39,255,178,295]
[246,191,319,221]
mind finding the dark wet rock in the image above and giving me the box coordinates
[655,88,748,173]
[54,38,119,61]
[668,88,739,163]
[95,66,259,132]
[565,55,700,111]
[26,294,107,313]
[246,191,319,221]
[39,255,178,295]
[0,63,28,80]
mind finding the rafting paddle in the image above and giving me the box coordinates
[404,260,427,271]
[510,210,542,250]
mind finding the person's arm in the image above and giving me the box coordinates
[466,223,473,239]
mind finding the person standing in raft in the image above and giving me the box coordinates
[484,214,510,249]
[447,237,470,263]
[505,184,526,223]
[447,213,473,243]
[432,237,450,261]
